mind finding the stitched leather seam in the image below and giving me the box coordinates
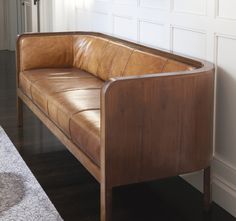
[107,47,118,80]
[20,73,32,98]
[68,108,100,138]
[160,59,170,73]
[71,35,74,67]
[52,87,102,94]
[81,36,95,70]
[32,75,94,84]
[47,88,101,96]
[20,70,94,93]
[45,88,101,121]
[71,108,100,116]
[121,49,135,76]
[29,78,34,99]
[96,40,111,78]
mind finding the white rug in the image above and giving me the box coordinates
[0,127,63,221]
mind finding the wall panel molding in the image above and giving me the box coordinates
[216,0,236,21]
[213,33,236,217]
[139,0,169,11]
[214,33,236,168]
[170,25,207,59]
[138,19,167,48]
[113,14,138,41]
[172,0,207,16]
[183,154,236,217]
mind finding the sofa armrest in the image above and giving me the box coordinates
[101,67,214,187]
[16,33,74,85]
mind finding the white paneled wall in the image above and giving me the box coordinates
[171,26,207,59]
[50,0,236,216]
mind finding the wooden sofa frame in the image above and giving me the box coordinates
[16,32,215,221]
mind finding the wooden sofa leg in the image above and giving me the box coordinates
[101,184,113,221]
[203,166,212,211]
[17,96,23,127]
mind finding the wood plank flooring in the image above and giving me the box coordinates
[0,50,235,221]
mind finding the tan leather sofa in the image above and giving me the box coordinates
[16,32,214,221]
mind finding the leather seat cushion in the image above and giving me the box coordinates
[31,76,102,115]
[19,68,103,114]
[19,68,94,99]
[20,68,102,136]
[19,68,103,166]
[70,110,100,166]
[47,89,100,138]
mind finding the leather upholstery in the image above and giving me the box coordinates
[20,36,73,71]
[31,76,102,114]
[97,42,133,80]
[19,35,194,79]
[19,68,92,99]
[70,110,100,166]
[162,59,194,73]
[74,35,109,76]
[48,89,100,137]
[123,50,167,76]
[18,34,196,167]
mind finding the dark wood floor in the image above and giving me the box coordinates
[0,50,235,221]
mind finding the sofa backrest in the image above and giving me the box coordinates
[73,35,194,81]
[19,35,73,71]
[18,34,195,80]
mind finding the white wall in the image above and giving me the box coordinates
[52,0,236,217]
[0,0,53,51]
[40,0,53,32]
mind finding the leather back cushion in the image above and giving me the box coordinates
[19,34,194,79]
[73,35,194,80]
[97,42,133,80]
[162,59,194,72]
[73,35,109,76]
[20,35,73,71]
[123,50,167,76]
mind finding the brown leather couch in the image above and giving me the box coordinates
[16,32,214,221]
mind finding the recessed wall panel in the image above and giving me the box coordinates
[215,35,236,165]
[172,27,206,59]
[139,21,165,48]
[113,16,137,41]
[218,0,236,20]
[173,0,206,15]
[92,13,112,33]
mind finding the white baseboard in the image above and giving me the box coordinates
[182,155,236,217]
